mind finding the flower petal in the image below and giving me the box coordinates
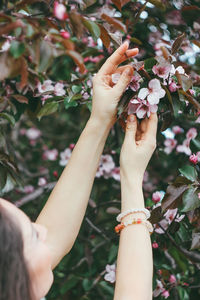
[158,88,166,98]
[138,88,149,100]
[147,92,160,105]
[148,78,161,91]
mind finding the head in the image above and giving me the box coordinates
[0,198,53,300]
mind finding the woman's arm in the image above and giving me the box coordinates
[36,42,138,269]
[114,113,158,300]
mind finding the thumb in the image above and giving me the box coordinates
[114,66,133,95]
[124,114,137,143]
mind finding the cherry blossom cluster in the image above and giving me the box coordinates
[164,127,197,156]
[96,154,120,181]
[153,203,185,235]
[37,80,66,103]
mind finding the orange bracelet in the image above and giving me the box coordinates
[115,218,153,235]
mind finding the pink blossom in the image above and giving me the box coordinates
[152,57,172,80]
[54,82,65,96]
[153,279,165,297]
[0,40,11,52]
[170,65,186,76]
[193,22,200,31]
[69,143,75,150]
[196,151,200,162]
[164,208,184,224]
[59,148,72,166]
[176,139,192,156]
[186,128,197,140]
[138,79,165,105]
[189,154,198,165]
[100,155,115,173]
[53,2,68,20]
[23,185,34,193]
[169,81,179,92]
[112,167,120,181]
[37,80,54,93]
[129,72,142,91]
[26,128,41,140]
[128,98,158,119]
[43,149,58,161]
[164,138,177,154]
[172,126,184,135]
[162,290,170,299]
[166,10,185,25]
[152,242,159,248]
[38,177,47,186]
[198,193,200,200]
[104,264,116,283]
[169,274,176,284]
[60,30,70,39]
[152,191,163,203]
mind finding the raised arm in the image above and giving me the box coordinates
[36,42,138,269]
[114,113,158,300]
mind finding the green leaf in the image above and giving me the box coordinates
[82,18,101,40]
[9,41,25,58]
[0,112,15,126]
[72,85,82,93]
[82,278,93,291]
[60,276,79,295]
[108,245,118,263]
[177,286,189,300]
[181,187,200,212]
[99,281,114,296]
[0,163,7,190]
[179,165,198,182]
[37,102,59,120]
[64,96,79,110]
[144,57,157,72]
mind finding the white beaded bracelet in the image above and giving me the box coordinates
[116,208,151,222]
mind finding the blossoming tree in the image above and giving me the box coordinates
[0,0,200,299]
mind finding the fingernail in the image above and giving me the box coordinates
[129,115,135,122]
[122,40,129,47]
[124,67,132,76]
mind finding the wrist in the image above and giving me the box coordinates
[89,113,116,130]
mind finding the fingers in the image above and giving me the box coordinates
[98,41,138,76]
[114,66,134,94]
[143,113,158,142]
[124,114,137,145]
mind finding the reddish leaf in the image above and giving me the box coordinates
[161,184,188,211]
[0,53,22,80]
[66,50,86,74]
[0,13,12,22]
[20,57,28,89]
[62,39,75,51]
[192,40,200,48]
[12,94,29,104]
[182,5,200,11]
[99,24,110,48]
[101,14,127,33]
[69,12,85,38]
[0,20,24,36]
[149,206,163,224]
[171,33,186,55]
[111,0,122,11]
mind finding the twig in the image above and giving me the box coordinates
[157,223,200,263]
[85,217,110,241]
[15,181,56,207]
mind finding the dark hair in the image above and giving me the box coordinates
[0,204,34,300]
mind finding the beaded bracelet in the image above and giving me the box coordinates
[116,208,151,222]
[115,218,153,235]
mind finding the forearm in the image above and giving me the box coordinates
[36,117,111,268]
[114,177,153,300]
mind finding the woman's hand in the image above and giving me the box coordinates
[90,41,138,127]
[120,113,158,183]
